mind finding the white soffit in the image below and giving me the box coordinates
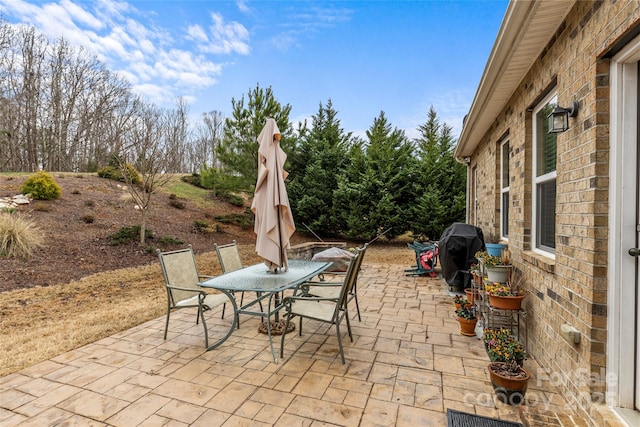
[455,0,576,158]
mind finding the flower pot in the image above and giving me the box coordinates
[465,288,479,305]
[454,302,472,310]
[488,294,525,310]
[488,362,530,405]
[457,316,477,336]
[486,243,506,257]
[485,266,509,283]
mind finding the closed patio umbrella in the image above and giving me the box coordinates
[251,118,296,272]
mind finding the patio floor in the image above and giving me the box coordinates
[0,263,615,426]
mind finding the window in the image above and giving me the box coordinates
[500,139,509,239]
[532,92,557,254]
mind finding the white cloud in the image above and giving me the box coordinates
[199,12,250,55]
[186,24,208,43]
[0,0,234,110]
[236,0,251,14]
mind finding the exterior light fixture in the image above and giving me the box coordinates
[547,101,579,133]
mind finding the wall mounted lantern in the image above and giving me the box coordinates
[547,101,579,133]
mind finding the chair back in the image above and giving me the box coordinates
[157,246,201,305]
[215,240,243,273]
[336,245,367,310]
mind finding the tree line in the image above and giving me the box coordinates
[0,20,465,241]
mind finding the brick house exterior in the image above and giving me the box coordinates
[455,1,640,425]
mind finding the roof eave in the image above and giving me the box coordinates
[455,0,576,159]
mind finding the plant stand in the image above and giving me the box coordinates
[473,261,528,347]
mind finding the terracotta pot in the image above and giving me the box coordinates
[473,272,482,285]
[457,316,477,336]
[454,302,471,310]
[465,288,479,305]
[488,362,530,405]
[488,294,525,310]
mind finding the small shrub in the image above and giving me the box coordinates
[214,212,253,230]
[169,193,177,200]
[97,164,141,184]
[180,173,203,188]
[0,213,44,258]
[215,190,245,207]
[158,236,184,245]
[84,200,95,208]
[20,171,62,200]
[193,219,218,234]
[169,199,185,209]
[109,225,153,245]
[81,214,95,224]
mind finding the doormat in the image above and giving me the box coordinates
[446,409,523,427]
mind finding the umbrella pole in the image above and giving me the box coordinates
[274,137,284,271]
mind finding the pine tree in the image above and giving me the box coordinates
[333,111,418,240]
[411,106,466,240]
[287,100,351,236]
[216,84,293,189]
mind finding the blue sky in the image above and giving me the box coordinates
[0,0,508,139]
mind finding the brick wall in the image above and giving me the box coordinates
[468,1,640,423]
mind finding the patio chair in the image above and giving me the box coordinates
[157,246,231,348]
[300,243,368,321]
[280,246,366,364]
[214,240,262,319]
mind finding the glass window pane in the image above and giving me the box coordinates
[502,191,509,237]
[501,142,509,189]
[537,180,556,250]
[536,103,557,177]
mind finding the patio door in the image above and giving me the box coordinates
[610,36,640,423]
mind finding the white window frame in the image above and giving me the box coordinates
[500,138,510,240]
[532,91,557,258]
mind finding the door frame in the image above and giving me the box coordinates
[608,33,640,419]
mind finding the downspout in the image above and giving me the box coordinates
[455,155,472,223]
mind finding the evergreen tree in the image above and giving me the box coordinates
[333,112,418,240]
[411,106,466,240]
[287,100,351,236]
[216,84,293,189]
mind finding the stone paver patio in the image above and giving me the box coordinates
[0,263,614,426]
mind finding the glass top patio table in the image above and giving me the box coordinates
[199,259,332,362]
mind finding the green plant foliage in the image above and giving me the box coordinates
[214,212,253,230]
[20,171,62,200]
[287,100,350,237]
[409,107,466,240]
[332,112,418,240]
[180,174,203,187]
[216,84,293,189]
[0,213,44,258]
[109,225,153,245]
[158,236,184,245]
[97,164,141,184]
[168,199,186,209]
[193,220,218,234]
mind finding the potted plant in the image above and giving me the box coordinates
[469,263,482,285]
[477,250,512,283]
[465,287,479,305]
[485,236,507,257]
[487,359,531,405]
[483,328,527,366]
[455,305,477,336]
[452,294,470,310]
[485,270,526,310]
